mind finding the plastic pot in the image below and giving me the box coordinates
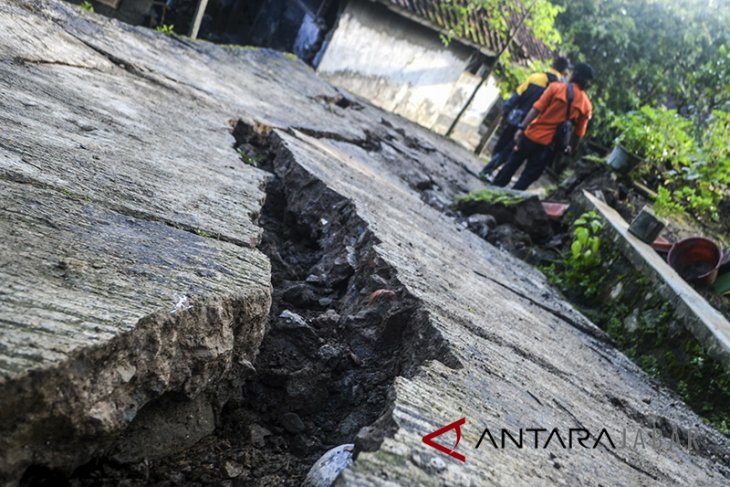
[667,237,722,286]
[607,145,642,174]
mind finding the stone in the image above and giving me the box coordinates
[420,189,454,213]
[111,395,216,464]
[0,1,273,480]
[486,224,532,258]
[278,310,310,329]
[318,344,340,361]
[222,461,244,479]
[280,412,306,434]
[456,186,553,240]
[466,214,497,239]
[249,424,272,448]
[302,444,354,487]
[427,456,446,473]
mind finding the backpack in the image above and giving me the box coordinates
[552,82,574,154]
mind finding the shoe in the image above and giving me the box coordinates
[478,169,493,182]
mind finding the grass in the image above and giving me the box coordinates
[454,188,528,207]
[237,148,261,167]
[156,24,175,35]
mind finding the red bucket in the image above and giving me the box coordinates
[667,237,721,286]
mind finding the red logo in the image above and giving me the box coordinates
[421,417,467,462]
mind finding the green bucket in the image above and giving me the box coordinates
[713,272,730,296]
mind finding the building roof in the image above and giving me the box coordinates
[371,0,552,60]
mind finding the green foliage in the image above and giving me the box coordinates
[569,211,603,267]
[237,148,260,167]
[554,0,730,144]
[542,211,604,300]
[80,0,93,13]
[439,1,563,90]
[610,106,729,221]
[653,186,685,218]
[700,110,730,186]
[439,0,507,47]
[601,298,730,435]
[495,58,552,98]
[576,262,730,434]
[611,107,696,165]
[454,188,527,207]
[522,0,563,48]
[156,24,175,35]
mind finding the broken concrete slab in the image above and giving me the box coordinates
[0,177,271,482]
[584,191,730,371]
[455,186,553,240]
[1,0,273,482]
[2,0,730,485]
[271,130,730,486]
[1,0,279,248]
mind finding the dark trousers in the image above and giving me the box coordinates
[481,124,518,173]
[492,136,553,190]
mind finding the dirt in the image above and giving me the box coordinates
[51,121,457,486]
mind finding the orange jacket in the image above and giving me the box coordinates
[524,82,592,146]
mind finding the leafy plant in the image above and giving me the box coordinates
[542,211,604,300]
[454,188,527,207]
[439,0,563,102]
[495,58,552,98]
[80,0,94,13]
[237,148,260,167]
[653,186,684,217]
[554,0,729,145]
[567,211,603,270]
[156,24,175,35]
[610,106,729,221]
[610,106,696,165]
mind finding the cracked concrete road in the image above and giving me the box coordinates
[1,0,728,485]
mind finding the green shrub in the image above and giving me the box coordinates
[542,211,604,300]
[156,24,175,35]
[612,107,729,221]
[611,106,697,166]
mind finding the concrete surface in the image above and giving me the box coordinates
[1,0,272,481]
[1,0,729,485]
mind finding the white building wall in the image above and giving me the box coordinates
[433,72,502,149]
[317,0,501,150]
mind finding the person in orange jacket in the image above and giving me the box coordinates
[478,56,569,182]
[492,62,594,190]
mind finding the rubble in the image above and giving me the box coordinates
[455,187,554,240]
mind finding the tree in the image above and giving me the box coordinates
[441,0,563,138]
[553,0,730,143]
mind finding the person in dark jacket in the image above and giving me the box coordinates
[478,56,569,181]
[492,62,594,190]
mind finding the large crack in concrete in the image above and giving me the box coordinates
[5,2,730,485]
[60,120,460,485]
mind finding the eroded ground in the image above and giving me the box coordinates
[1,1,729,486]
